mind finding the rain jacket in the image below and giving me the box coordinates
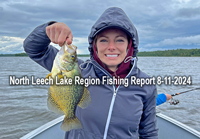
[24,7,158,139]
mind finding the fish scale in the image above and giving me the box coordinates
[46,43,92,131]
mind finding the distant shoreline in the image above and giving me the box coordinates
[137,48,200,57]
[0,53,91,57]
[1,48,200,57]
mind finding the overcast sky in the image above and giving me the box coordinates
[0,0,200,54]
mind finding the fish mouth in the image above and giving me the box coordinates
[64,43,77,54]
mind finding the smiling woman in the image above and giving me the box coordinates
[94,28,129,72]
[23,7,158,139]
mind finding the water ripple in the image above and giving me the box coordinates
[0,57,200,138]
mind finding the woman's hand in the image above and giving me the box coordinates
[46,22,73,46]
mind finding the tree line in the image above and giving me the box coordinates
[0,53,28,56]
[0,49,200,57]
[137,48,200,57]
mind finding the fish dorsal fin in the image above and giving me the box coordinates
[78,87,92,109]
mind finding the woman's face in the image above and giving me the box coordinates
[96,28,128,72]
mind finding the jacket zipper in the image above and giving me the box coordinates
[103,87,118,139]
[114,89,116,97]
[92,58,136,139]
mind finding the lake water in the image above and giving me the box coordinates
[0,57,200,139]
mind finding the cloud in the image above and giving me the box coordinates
[50,37,89,54]
[144,35,200,47]
[176,6,200,18]
[73,37,89,54]
[139,47,168,52]
[176,0,191,4]
[0,43,23,53]
[0,0,200,54]
[0,35,89,54]
[0,36,24,53]
[0,36,14,42]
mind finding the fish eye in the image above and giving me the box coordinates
[71,55,75,59]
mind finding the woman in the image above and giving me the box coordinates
[24,7,158,139]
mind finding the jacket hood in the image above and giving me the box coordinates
[88,7,139,57]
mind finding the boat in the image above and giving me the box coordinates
[156,113,200,139]
[20,112,200,139]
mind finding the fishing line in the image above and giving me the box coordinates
[171,87,200,96]
[169,87,200,105]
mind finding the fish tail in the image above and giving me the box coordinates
[61,116,82,131]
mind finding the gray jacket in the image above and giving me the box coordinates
[24,7,158,139]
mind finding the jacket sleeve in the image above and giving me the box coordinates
[23,21,58,72]
[156,93,167,106]
[139,86,158,139]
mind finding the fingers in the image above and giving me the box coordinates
[46,22,73,46]
[46,26,51,41]
[57,28,65,47]
[55,26,61,44]
[57,29,73,46]
[50,26,56,43]
[46,25,56,43]
[66,32,73,45]
[166,94,172,101]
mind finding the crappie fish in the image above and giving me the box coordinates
[46,42,91,131]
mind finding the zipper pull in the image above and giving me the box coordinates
[114,90,116,97]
